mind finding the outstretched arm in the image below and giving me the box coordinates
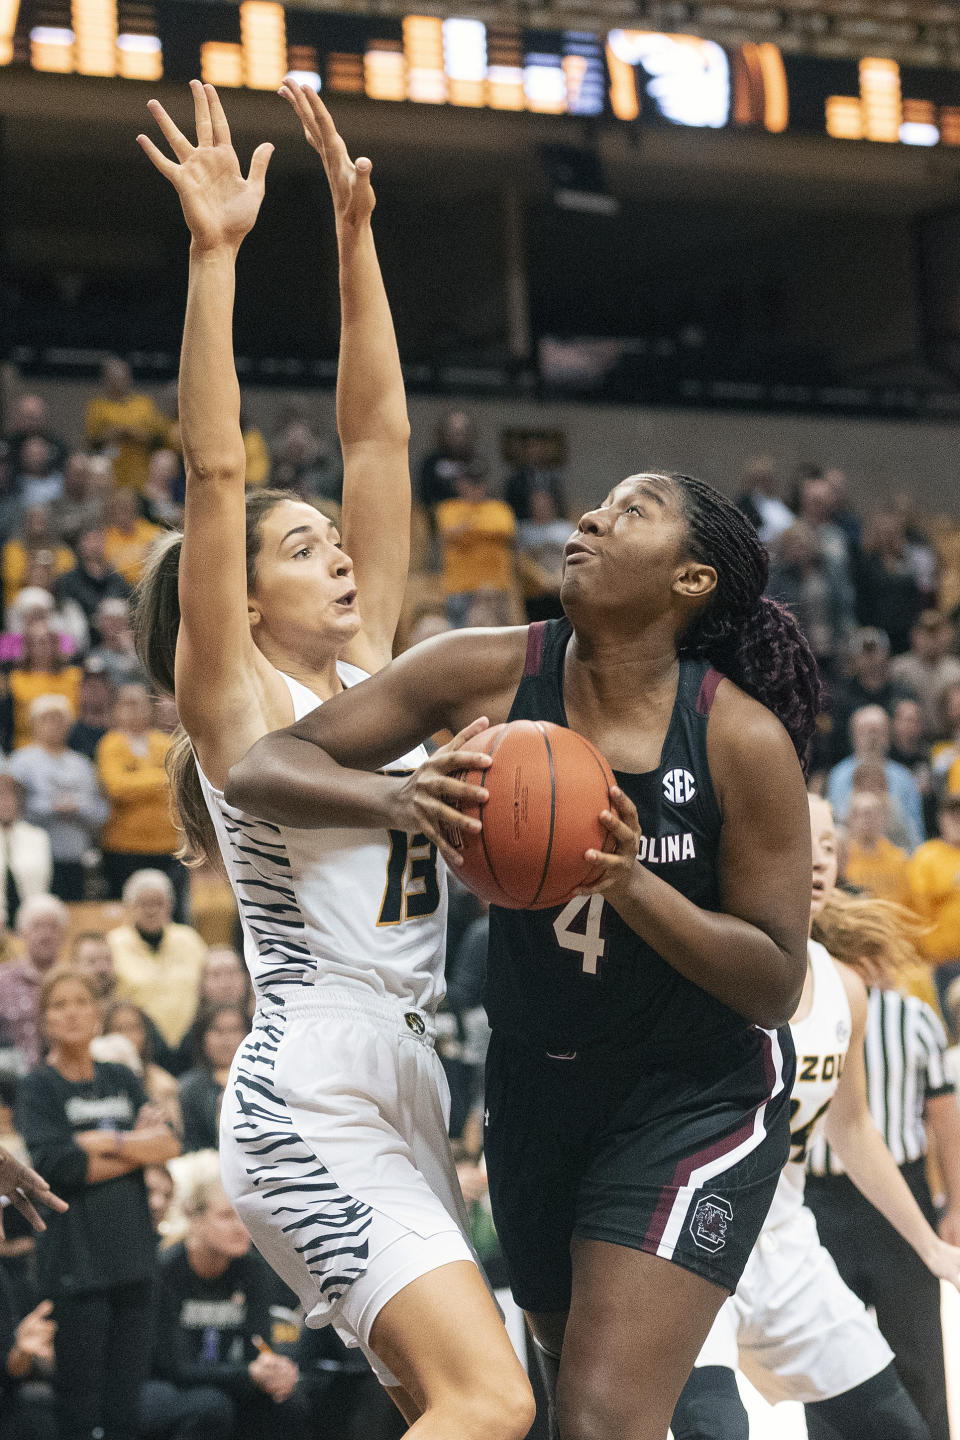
[826,965,960,1289]
[280,82,410,673]
[138,83,288,781]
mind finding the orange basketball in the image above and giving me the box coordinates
[449,720,617,910]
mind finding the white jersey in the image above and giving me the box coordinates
[692,939,893,1404]
[196,665,448,1015]
[764,938,852,1229]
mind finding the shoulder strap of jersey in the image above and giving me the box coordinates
[695,665,724,715]
[523,621,548,677]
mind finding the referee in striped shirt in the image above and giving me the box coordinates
[806,986,960,1440]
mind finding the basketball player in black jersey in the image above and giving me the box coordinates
[226,471,819,1440]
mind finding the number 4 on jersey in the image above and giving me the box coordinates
[553,894,606,975]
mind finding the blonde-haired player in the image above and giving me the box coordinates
[671,794,960,1440]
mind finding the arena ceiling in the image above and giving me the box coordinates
[278,0,960,67]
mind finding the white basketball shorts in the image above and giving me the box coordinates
[694,1201,893,1404]
[219,986,477,1386]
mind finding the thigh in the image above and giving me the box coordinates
[558,1238,729,1440]
[367,1259,531,1415]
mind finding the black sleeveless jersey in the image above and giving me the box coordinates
[485,618,761,1073]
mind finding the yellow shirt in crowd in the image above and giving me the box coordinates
[844,836,911,908]
[9,668,82,749]
[104,517,163,585]
[110,922,207,1047]
[435,497,516,597]
[243,429,271,487]
[85,393,169,492]
[2,542,75,602]
[96,729,178,854]
[906,839,960,964]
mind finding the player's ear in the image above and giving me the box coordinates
[247,598,262,630]
[673,561,716,601]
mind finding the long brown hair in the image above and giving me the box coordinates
[132,488,300,867]
[812,888,925,990]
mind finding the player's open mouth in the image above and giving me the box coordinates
[564,540,596,564]
[337,589,357,607]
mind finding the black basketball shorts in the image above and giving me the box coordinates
[482,1025,795,1313]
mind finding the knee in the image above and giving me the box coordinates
[455,1373,537,1440]
[557,1376,673,1440]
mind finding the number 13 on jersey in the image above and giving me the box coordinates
[554,894,607,975]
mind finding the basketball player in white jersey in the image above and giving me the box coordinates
[133,80,534,1439]
[671,793,960,1440]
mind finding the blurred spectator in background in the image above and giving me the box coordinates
[84,356,168,493]
[2,506,74,606]
[515,490,570,623]
[766,520,854,682]
[144,1162,174,1233]
[821,466,862,553]
[828,626,919,764]
[103,1000,182,1137]
[53,526,130,628]
[906,794,960,1020]
[735,454,794,546]
[0,774,52,931]
[14,437,63,513]
[270,417,340,504]
[890,612,960,739]
[9,695,107,900]
[405,609,451,651]
[53,453,104,548]
[796,471,855,596]
[827,705,925,850]
[3,583,87,662]
[842,790,910,905]
[15,966,178,1440]
[67,659,115,760]
[70,932,121,1020]
[239,406,270,490]
[178,947,252,1071]
[418,409,486,514]
[151,1174,308,1440]
[3,395,67,481]
[504,431,567,523]
[96,683,182,908]
[178,1005,248,1153]
[932,680,960,800]
[9,623,82,751]
[848,760,915,852]
[109,869,206,1066]
[103,489,161,587]
[435,470,516,628]
[0,897,68,1070]
[87,597,146,688]
[889,697,938,837]
[855,507,926,654]
[142,448,184,530]
[0,1268,56,1440]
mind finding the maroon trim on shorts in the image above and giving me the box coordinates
[642,1030,776,1253]
[696,667,724,716]
[524,621,548,677]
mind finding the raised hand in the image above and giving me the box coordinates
[137,80,273,252]
[278,78,375,229]
[0,1146,68,1238]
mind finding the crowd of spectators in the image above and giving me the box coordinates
[1,369,960,1437]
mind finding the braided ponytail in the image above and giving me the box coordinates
[672,473,822,769]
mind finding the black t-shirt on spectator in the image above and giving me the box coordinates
[154,1244,274,1396]
[66,720,109,762]
[14,1061,155,1297]
[53,565,130,624]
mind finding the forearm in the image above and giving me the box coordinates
[226,732,404,829]
[829,1114,940,1266]
[610,865,804,1026]
[926,1095,960,1211]
[117,1127,181,1165]
[179,246,245,481]
[336,218,408,449]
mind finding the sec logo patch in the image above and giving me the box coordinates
[663,768,697,805]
